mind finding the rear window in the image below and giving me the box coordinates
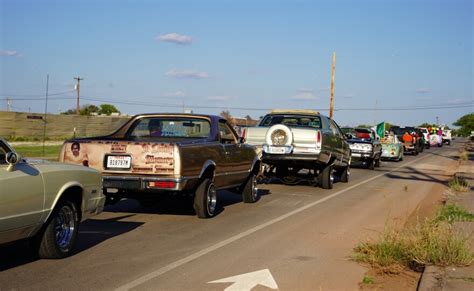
[260,114,321,129]
[128,117,211,139]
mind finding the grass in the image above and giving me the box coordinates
[14,145,62,160]
[433,204,474,223]
[362,275,374,284]
[353,204,474,273]
[448,176,470,192]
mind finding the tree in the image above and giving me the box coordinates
[220,110,236,126]
[81,104,99,116]
[61,103,119,116]
[99,104,120,115]
[384,122,394,131]
[453,113,474,137]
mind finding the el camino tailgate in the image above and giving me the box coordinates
[61,141,176,175]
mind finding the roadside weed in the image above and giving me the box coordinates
[448,176,470,192]
[459,150,469,161]
[353,204,474,273]
[433,204,474,223]
[362,276,374,284]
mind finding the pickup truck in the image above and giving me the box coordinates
[243,110,351,189]
[60,114,260,218]
[341,127,382,169]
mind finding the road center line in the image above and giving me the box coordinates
[116,151,435,291]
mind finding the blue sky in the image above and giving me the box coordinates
[1,0,472,127]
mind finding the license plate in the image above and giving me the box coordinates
[267,146,286,154]
[107,155,131,169]
[352,153,361,157]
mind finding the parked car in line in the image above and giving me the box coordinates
[243,110,351,189]
[61,114,260,219]
[0,138,105,259]
[389,126,423,155]
[418,127,431,149]
[380,133,404,161]
[442,129,452,145]
[341,127,382,169]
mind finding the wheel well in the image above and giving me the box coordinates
[200,165,215,180]
[58,186,83,221]
[251,160,261,175]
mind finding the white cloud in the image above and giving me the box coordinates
[298,88,314,94]
[166,69,209,79]
[291,90,319,100]
[0,50,22,58]
[165,90,186,97]
[157,33,192,45]
[416,88,431,94]
[207,96,233,101]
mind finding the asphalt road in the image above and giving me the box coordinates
[0,142,463,290]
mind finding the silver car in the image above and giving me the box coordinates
[0,138,105,259]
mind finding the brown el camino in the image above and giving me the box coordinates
[60,114,260,218]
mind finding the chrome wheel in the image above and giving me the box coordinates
[207,183,217,215]
[54,204,76,249]
[251,175,258,200]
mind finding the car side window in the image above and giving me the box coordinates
[328,120,339,136]
[219,121,237,144]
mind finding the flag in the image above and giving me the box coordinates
[376,122,385,138]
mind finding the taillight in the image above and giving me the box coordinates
[242,128,247,141]
[148,181,176,189]
[316,131,321,144]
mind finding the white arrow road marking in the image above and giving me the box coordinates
[208,269,278,291]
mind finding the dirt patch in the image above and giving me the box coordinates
[360,268,420,290]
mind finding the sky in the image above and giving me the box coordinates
[0,0,472,127]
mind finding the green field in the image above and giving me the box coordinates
[14,145,62,161]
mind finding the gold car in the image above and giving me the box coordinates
[0,138,105,259]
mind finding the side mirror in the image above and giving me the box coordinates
[239,136,246,143]
[345,133,352,139]
[6,152,19,172]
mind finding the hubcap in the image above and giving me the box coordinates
[207,183,217,214]
[252,176,258,200]
[54,205,75,249]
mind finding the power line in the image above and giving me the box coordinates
[0,90,75,97]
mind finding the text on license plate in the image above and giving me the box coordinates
[268,146,286,154]
[107,156,131,168]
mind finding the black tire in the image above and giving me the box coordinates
[275,166,289,179]
[368,159,375,170]
[194,178,217,218]
[242,173,258,203]
[37,199,79,259]
[414,149,419,156]
[319,165,334,189]
[339,166,350,183]
[447,140,451,145]
[374,158,381,168]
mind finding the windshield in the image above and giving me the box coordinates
[260,115,321,129]
[128,117,211,139]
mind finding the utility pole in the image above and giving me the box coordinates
[6,97,12,111]
[74,76,83,115]
[329,52,336,119]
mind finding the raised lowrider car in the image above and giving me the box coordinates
[0,138,105,259]
[341,128,382,169]
[60,114,260,219]
[243,110,351,188]
[380,133,404,161]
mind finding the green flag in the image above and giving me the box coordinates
[376,122,385,138]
